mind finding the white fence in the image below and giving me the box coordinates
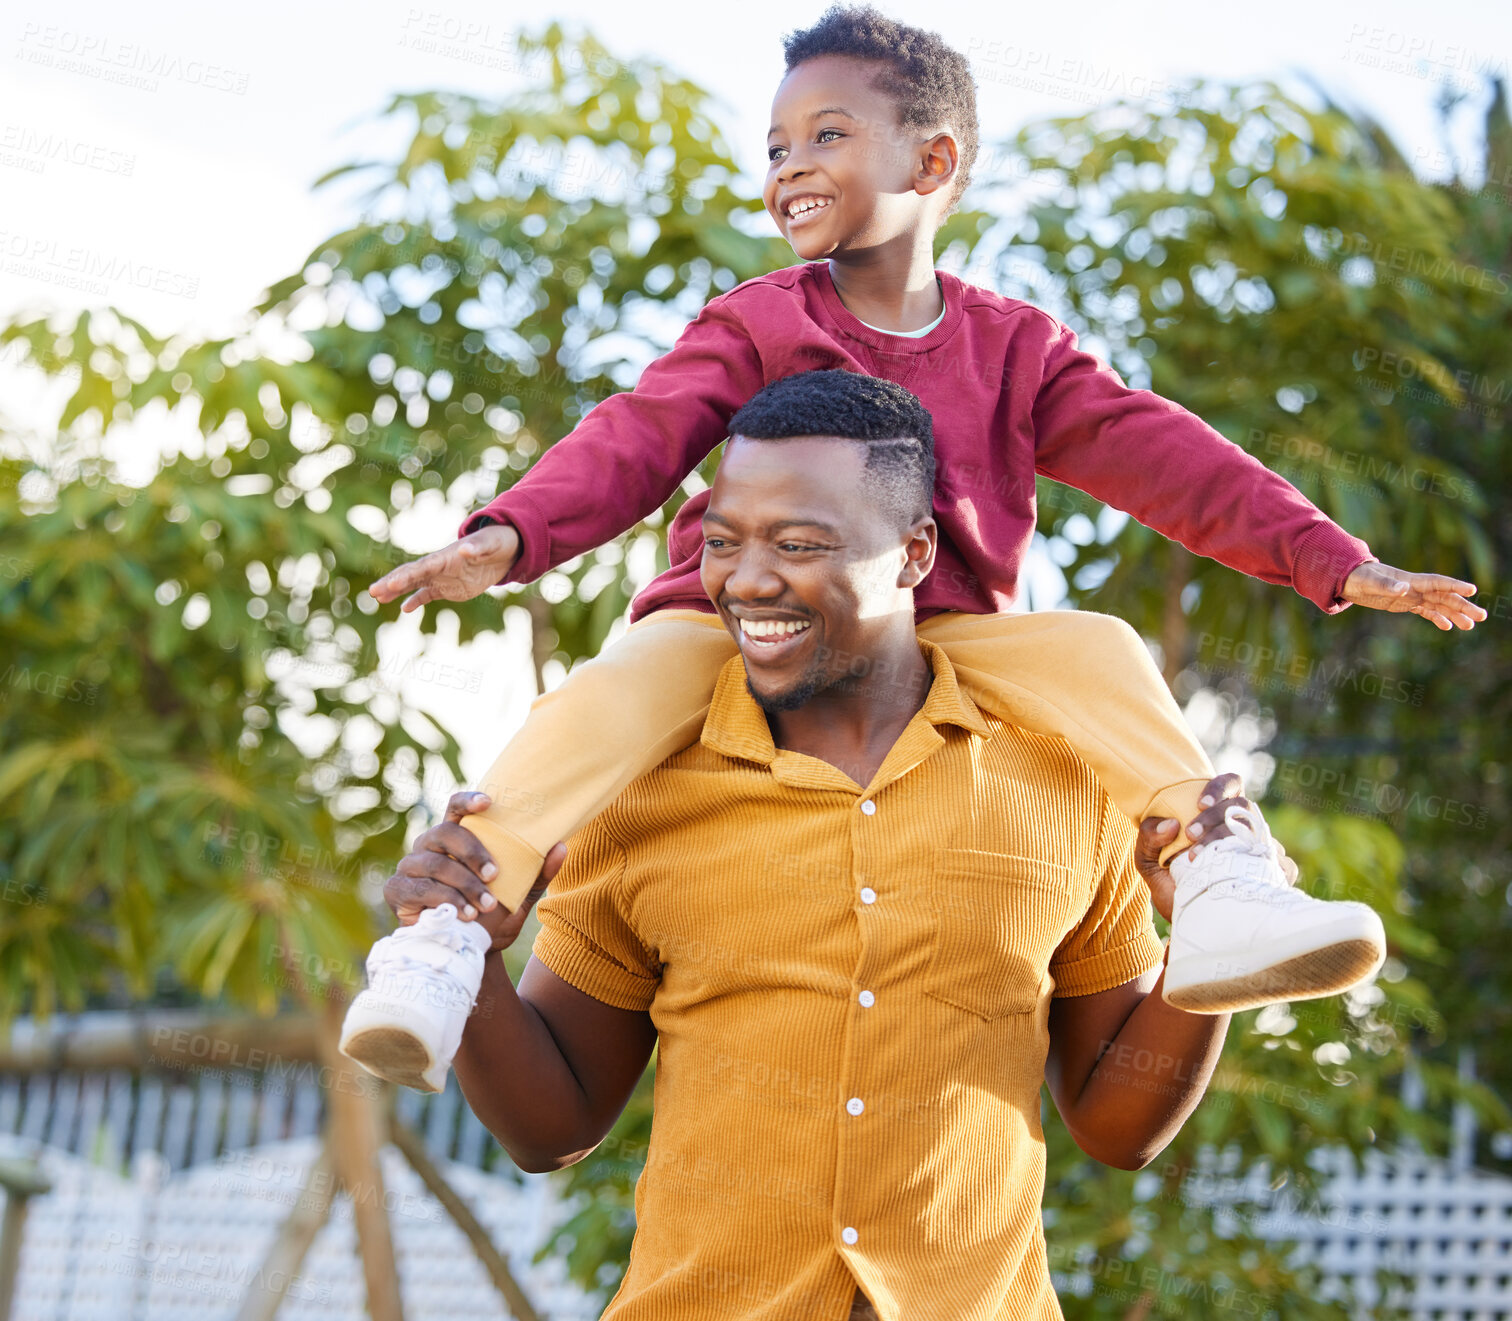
[2,1027,1510,1319]
[1166,1143,1512,1319]
[0,1060,599,1321]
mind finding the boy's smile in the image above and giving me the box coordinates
[764,55,939,262]
[782,195,834,230]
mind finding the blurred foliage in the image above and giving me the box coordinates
[0,342,397,1016]
[1,23,1506,1321]
[983,79,1493,645]
[0,24,782,1018]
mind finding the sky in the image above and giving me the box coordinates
[2,0,1506,338]
[2,0,1507,797]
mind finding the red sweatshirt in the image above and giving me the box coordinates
[462,262,1373,622]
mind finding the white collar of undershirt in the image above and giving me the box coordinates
[854,298,947,338]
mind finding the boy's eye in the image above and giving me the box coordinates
[816,128,843,144]
[767,145,787,162]
[704,536,730,549]
[778,542,819,553]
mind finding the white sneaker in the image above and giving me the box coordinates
[338,904,493,1093]
[1162,800,1386,1013]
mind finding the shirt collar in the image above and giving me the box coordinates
[701,636,991,773]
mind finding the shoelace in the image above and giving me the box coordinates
[412,905,475,953]
[1175,801,1297,906]
[368,908,475,978]
[1214,800,1273,857]
[370,940,460,977]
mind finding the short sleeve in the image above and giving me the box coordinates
[1049,793,1165,997]
[531,820,661,1012]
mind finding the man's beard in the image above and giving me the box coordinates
[747,671,826,713]
[746,662,862,714]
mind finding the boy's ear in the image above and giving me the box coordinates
[915,132,959,200]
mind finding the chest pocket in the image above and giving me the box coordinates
[923,848,1075,1020]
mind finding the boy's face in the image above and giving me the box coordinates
[764,55,945,262]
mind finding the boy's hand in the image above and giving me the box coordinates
[1341,561,1485,630]
[384,791,566,954]
[1136,773,1298,922]
[369,521,521,614]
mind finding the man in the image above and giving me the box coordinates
[383,372,1263,1320]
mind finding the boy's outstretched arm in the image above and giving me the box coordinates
[370,520,520,614]
[1030,320,1485,630]
[1341,561,1485,631]
[367,296,766,613]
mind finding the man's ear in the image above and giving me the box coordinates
[898,516,937,588]
[915,132,959,200]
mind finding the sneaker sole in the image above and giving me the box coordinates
[1163,936,1386,1014]
[340,1025,442,1094]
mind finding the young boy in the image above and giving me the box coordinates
[339,5,1482,1093]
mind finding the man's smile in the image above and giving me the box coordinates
[729,612,815,663]
[740,617,811,640]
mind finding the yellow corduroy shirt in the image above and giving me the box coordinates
[531,640,1166,1321]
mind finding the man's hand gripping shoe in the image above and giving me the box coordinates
[1163,800,1386,1014]
[339,902,493,1093]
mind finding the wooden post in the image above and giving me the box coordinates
[0,1156,51,1321]
[390,1120,544,1321]
[319,993,405,1321]
[231,1138,337,1321]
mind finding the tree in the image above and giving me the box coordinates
[0,23,782,1020]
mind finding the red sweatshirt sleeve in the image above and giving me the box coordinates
[461,294,768,583]
[1030,321,1374,612]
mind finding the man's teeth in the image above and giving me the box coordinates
[739,618,811,641]
[788,198,830,218]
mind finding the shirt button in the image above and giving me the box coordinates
[841,1226,859,1246]
[858,990,875,1007]
[859,887,876,905]
[846,1097,865,1116]
[859,800,877,816]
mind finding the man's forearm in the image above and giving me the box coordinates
[1067,962,1230,1170]
[452,953,595,1172]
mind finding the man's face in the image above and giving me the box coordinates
[763,55,934,262]
[700,436,933,712]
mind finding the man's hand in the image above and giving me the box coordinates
[369,521,521,615]
[1342,561,1485,631]
[1136,773,1297,922]
[384,790,566,953]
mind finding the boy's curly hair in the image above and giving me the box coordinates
[781,4,980,214]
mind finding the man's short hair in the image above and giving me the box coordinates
[726,369,936,526]
[781,4,980,213]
